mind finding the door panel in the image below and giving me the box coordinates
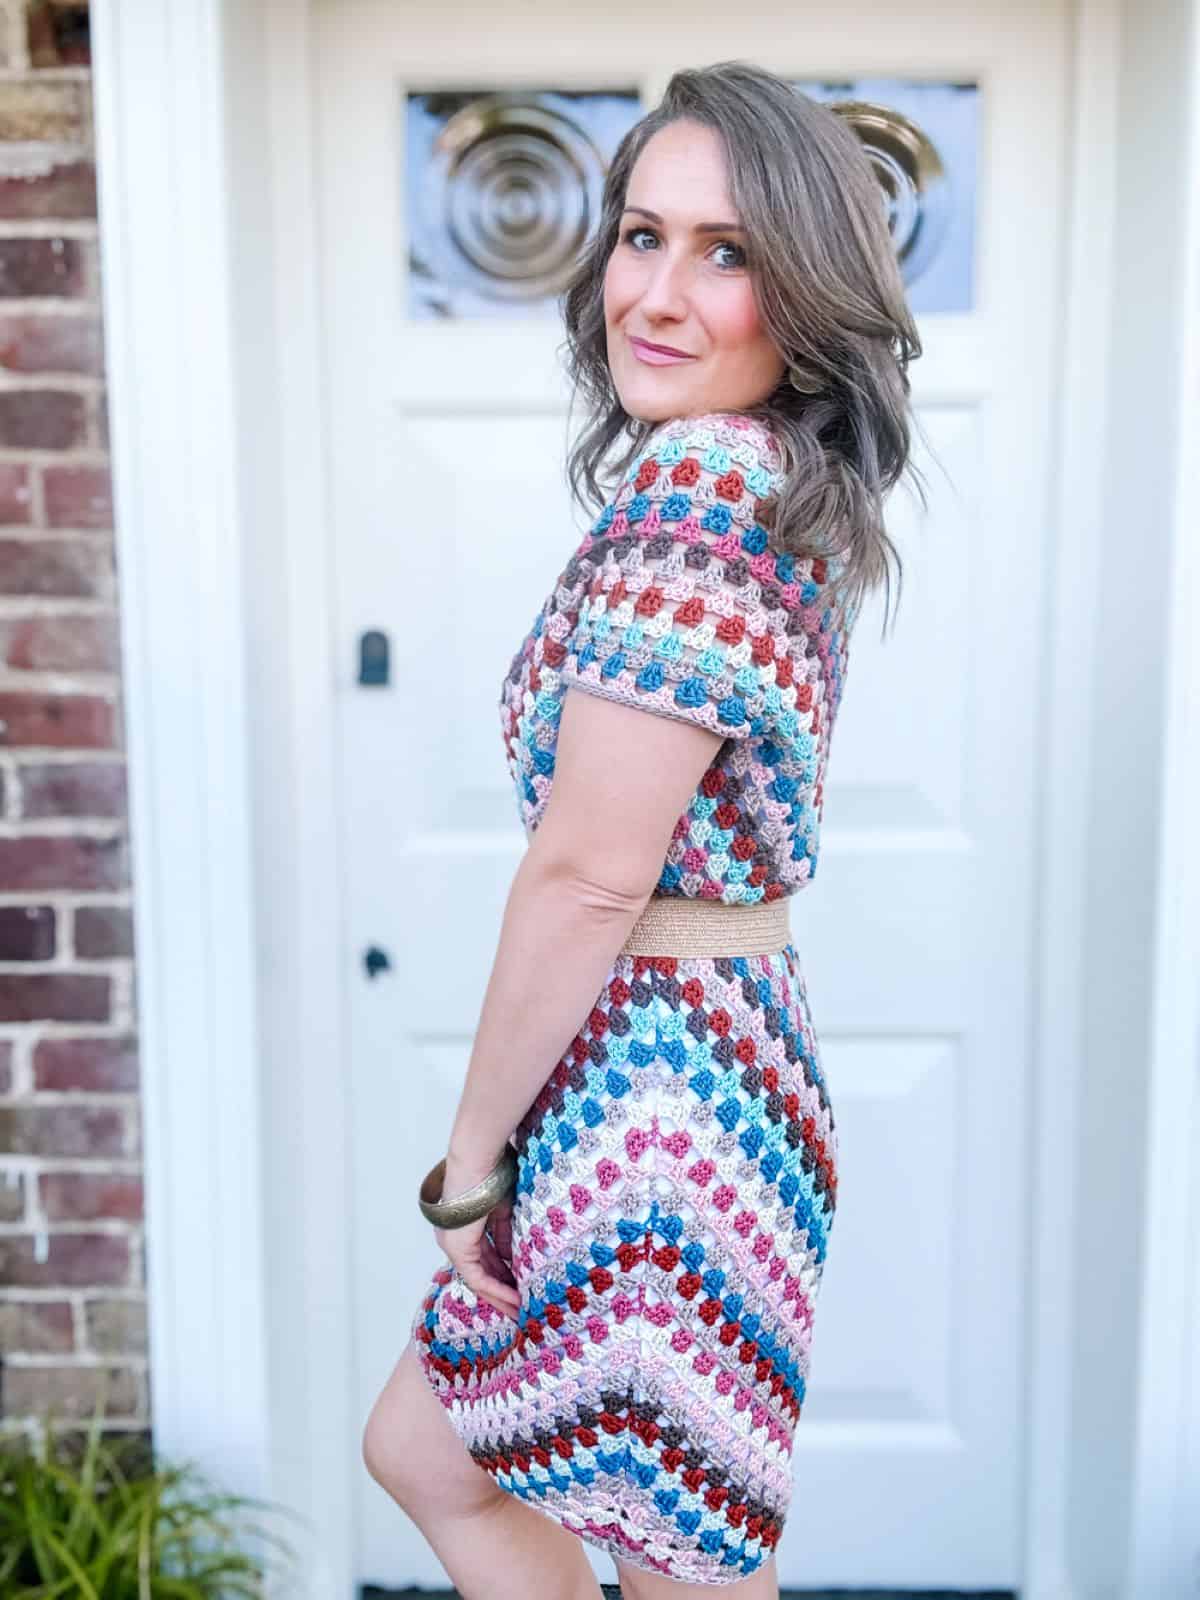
[315,2,1069,1587]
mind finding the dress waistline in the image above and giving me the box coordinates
[619,894,791,958]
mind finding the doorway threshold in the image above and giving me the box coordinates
[362,1587,1017,1598]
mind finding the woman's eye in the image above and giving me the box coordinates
[712,240,746,270]
[619,226,746,271]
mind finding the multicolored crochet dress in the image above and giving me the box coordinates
[411,409,856,1585]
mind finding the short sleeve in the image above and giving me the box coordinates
[560,411,789,740]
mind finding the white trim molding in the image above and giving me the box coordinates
[89,1,271,1492]
[1021,0,1119,1593]
[1127,1,1200,1586]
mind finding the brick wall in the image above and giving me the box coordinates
[0,0,147,1441]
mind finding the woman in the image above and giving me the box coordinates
[363,59,922,1599]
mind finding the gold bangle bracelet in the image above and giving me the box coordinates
[418,1146,519,1229]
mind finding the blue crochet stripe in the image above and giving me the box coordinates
[492,1435,767,1578]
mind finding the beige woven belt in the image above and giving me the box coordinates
[619,894,791,957]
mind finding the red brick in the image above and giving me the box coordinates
[34,1035,138,1092]
[0,691,116,748]
[0,903,55,959]
[28,7,92,72]
[0,537,112,598]
[0,1232,131,1289]
[42,464,112,528]
[19,761,126,819]
[0,238,86,299]
[26,3,57,69]
[0,614,121,672]
[0,1300,74,1354]
[0,312,103,377]
[0,389,86,450]
[0,833,127,890]
[0,1102,129,1157]
[84,1297,147,1357]
[74,904,133,958]
[0,162,96,222]
[0,1168,24,1220]
[0,462,33,523]
[0,972,110,1022]
[40,1171,143,1222]
[2,1365,140,1422]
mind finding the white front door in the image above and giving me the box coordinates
[313,2,1071,1588]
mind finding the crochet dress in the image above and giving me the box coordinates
[410,409,856,1585]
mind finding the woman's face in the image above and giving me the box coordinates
[603,119,786,422]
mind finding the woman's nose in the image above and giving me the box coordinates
[637,251,689,318]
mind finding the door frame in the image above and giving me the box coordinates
[89,1,1200,1595]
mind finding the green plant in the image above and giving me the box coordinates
[0,1410,297,1598]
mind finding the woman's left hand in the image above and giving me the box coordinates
[432,1153,521,1320]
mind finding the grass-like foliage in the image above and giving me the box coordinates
[0,1411,297,1598]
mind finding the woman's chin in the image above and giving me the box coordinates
[615,376,698,423]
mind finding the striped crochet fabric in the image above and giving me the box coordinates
[500,408,856,901]
[411,410,853,1584]
[412,947,837,1583]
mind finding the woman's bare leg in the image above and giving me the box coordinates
[362,1339,606,1600]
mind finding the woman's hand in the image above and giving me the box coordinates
[432,1152,521,1320]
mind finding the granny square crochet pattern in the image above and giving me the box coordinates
[411,410,855,1585]
[499,409,854,901]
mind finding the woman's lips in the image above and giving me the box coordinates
[628,335,697,366]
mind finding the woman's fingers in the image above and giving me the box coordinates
[463,1260,520,1318]
[434,1216,521,1319]
[480,1231,516,1288]
[489,1198,514,1267]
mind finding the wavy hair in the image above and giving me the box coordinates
[557,60,929,631]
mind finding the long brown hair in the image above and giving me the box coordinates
[558,60,928,631]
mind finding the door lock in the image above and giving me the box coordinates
[362,945,392,980]
[357,629,390,687]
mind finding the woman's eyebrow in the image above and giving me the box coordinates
[621,204,745,234]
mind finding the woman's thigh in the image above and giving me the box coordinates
[362,1337,505,1518]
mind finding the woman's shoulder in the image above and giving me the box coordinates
[592,408,783,552]
[637,407,784,483]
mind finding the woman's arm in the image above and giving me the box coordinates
[445,685,726,1174]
